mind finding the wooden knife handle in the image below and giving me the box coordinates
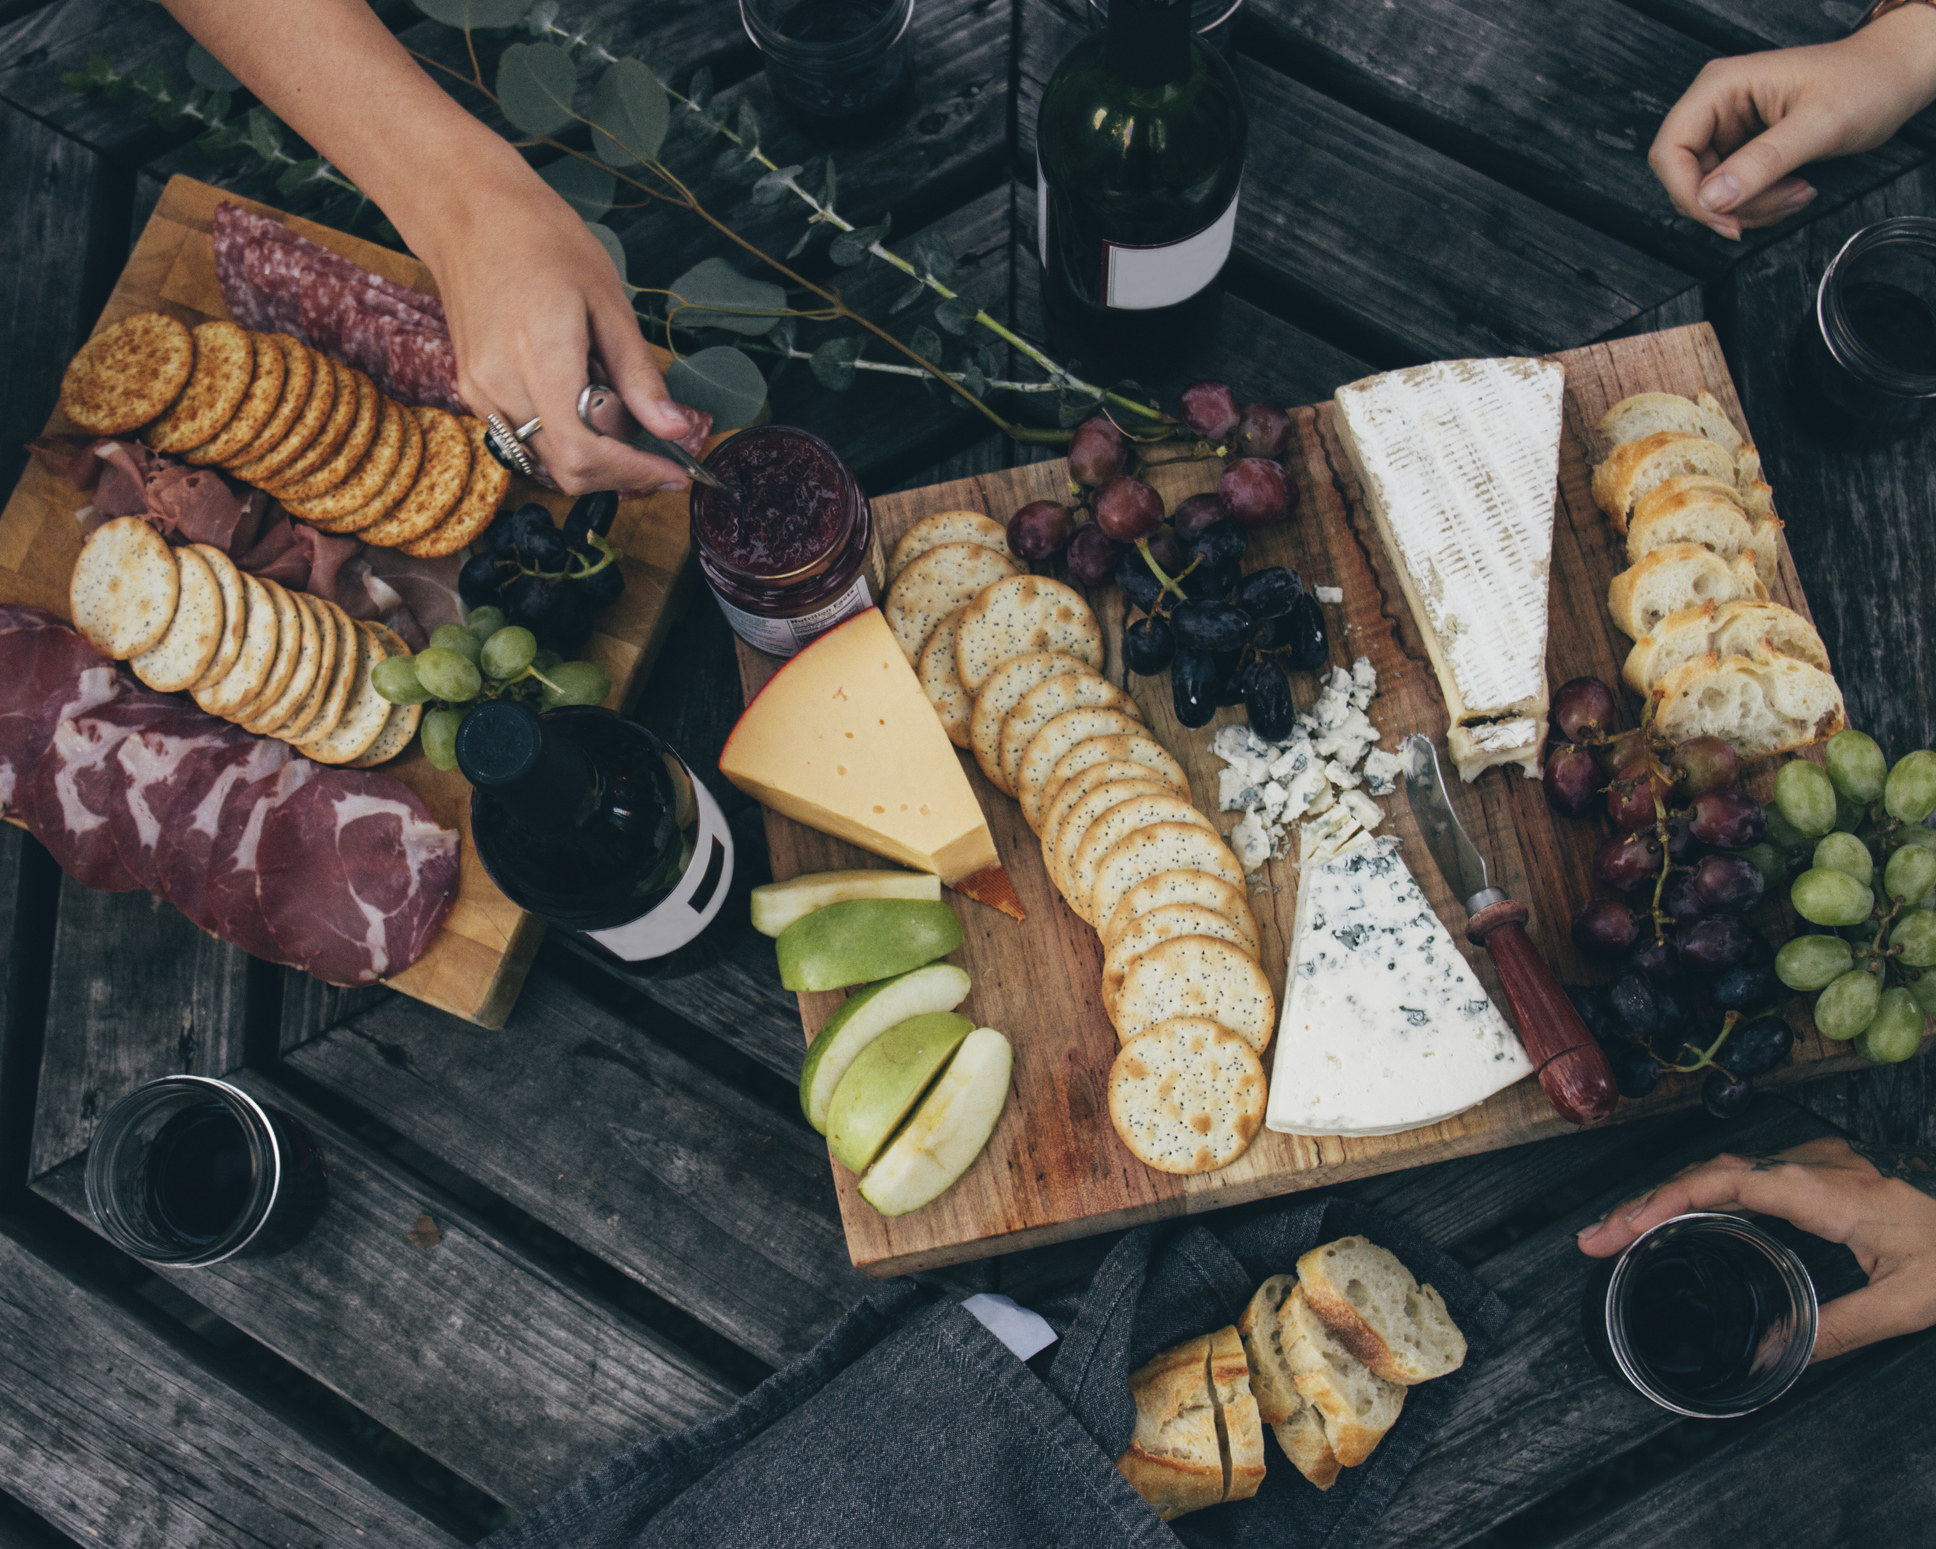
[1467,899,1618,1126]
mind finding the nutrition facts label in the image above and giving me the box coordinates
[713,573,875,657]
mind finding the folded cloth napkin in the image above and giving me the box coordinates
[483,1195,1508,1549]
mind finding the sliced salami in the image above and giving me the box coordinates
[258,769,459,986]
[106,711,258,896]
[0,625,112,812]
[154,735,291,929]
[203,756,317,960]
[386,325,463,416]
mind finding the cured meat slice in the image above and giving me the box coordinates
[106,711,258,896]
[0,625,111,811]
[258,769,459,986]
[203,757,317,959]
[0,604,64,634]
[154,735,291,928]
[385,325,462,416]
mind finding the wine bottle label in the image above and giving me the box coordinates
[1037,160,1240,312]
[710,572,875,658]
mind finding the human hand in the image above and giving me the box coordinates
[1578,1136,1936,1362]
[1650,7,1936,240]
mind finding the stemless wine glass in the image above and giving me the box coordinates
[1790,216,1936,446]
[1085,0,1245,51]
[740,0,916,133]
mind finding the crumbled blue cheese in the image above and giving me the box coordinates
[1314,585,1344,604]
[1362,748,1405,796]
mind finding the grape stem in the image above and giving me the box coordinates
[1134,537,1196,604]
[1658,1010,1741,1074]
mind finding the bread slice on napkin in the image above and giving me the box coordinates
[1115,1333,1225,1520]
[1208,1325,1267,1504]
[1281,1286,1405,1468]
[1272,1392,1343,1491]
[1296,1236,1468,1385]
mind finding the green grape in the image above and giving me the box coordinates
[1774,761,1837,837]
[1814,965,1882,1040]
[1909,974,1936,1016]
[414,646,483,703]
[430,622,483,666]
[1891,908,1936,969]
[371,655,432,706]
[1790,866,1875,927]
[420,705,465,771]
[533,649,564,673]
[1834,792,1867,833]
[1884,749,1936,824]
[1826,729,1888,803]
[480,626,538,682]
[1776,933,1854,991]
[466,605,508,642]
[1813,831,1874,886]
[1762,803,1814,854]
[1741,842,1790,886]
[1897,827,1936,855]
[1884,844,1936,904]
[1855,987,1925,1063]
[541,660,612,709]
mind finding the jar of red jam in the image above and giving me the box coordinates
[689,425,884,656]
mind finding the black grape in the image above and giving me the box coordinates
[1722,1015,1793,1078]
[1172,648,1219,728]
[1173,600,1253,653]
[1241,655,1295,740]
[1281,593,1328,671]
[564,490,619,544]
[1124,614,1176,676]
[1115,544,1165,612]
[1234,566,1301,622]
[459,553,508,609]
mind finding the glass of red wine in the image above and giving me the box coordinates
[1583,1212,1818,1418]
[1789,216,1936,447]
[740,0,915,137]
[84,1077,327,1268]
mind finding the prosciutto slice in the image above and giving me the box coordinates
[153,735,292,929]
[257,770,460,987]
[203,758,318,960]
[105,713,259,897]
[0,631,112,814]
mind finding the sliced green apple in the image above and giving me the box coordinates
[860,1027,1013,1218]
[826,1011,972,1175]
[751,869,942,937]
[799,963,972,1133]
[775,898,962,992]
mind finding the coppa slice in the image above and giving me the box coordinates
[105,713,254,895]
[1069,794,1216,923]
[859,1025,1013,1218]
[1015,707,1148,830]
[1103,869,1261,953]
[954,574,1102,695]
[999,671,1141,795]
[153,736,291,926]
[0,627,113,812]
[17,681,177,892]
[887,510,1011,584]
[1113,936,1276,1049]
[1108,1017,1265,1174]
[799,961,972,1132]
[884,541,1017,663]
[968,649,1093,792]
[1091,827,1247,951]
[826,1011,972,1175]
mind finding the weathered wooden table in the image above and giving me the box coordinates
[2,0,1934,1544]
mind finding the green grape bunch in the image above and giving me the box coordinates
[1771,731,1936,1064]
[374,607,613,773]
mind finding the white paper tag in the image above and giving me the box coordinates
[961,1293,1058,1361]
[709,572,873,658]
[1103,192,1239,310]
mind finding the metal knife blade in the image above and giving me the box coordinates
[1400,734,1494,909]
[576,384,729,492]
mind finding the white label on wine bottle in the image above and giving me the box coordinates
[1103,192,1240,310]
[710,573,874,658]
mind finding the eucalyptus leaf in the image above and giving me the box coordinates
[686,67,713,111]
[497,42,577,135]
[890,279,928,314]
[246,106,284,163]
[810,336,864,391]
[975,337,1006,379]
[954,363,988,401]
[829,218,888,267]
[909,325,942,362]
[770,315,798,353]
[275,157,329,199]
[909,229,957,284]
[584,220,628,285]
[751,164,804,206]
[1057,395,1095,428]
[934,293,978,335]
[786,223,823,261]
[736,101,761,149]
[665,346,768,430]
[820,157,837,207]
[538,155,615,219]
[589,57,669,167]
[411,0,535,28]
[184,43,241,92]
[713,145,764,186]
[666,258,787,336]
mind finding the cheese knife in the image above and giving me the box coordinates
[1400,734,1618,1127]
[576,384,731,493]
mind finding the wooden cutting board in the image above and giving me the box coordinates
[0,176,700,1028]
[740,322,1885,1275]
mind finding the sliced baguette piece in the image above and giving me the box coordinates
[1597,389,1742,453]
[1272,1395,1342,1491]
[1627,475,1783,587]
[1296,1236,1468,1385]
[1623,599,1830,695]
[1208,1325,1267,1504]
[1237,1274,1302,1425]
[1607,542,1767,639]
[1280,1285,1404,1468]
[1115,1333,1225,1520]
[1590,431,1739,532]
[1652,647,1847,762]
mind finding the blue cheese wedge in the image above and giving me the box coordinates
[1266,828,1533,1136]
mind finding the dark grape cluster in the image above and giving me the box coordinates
[460,491,627,655]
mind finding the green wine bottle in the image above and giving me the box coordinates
[1035,0,1247,368]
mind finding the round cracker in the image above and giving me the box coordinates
[241,590,325,735]
[129,544,223,691]
[230,579,305,723]
[399,417,508,557]
[144,320,254,454]
[968,650,1093,793]
[273,595,344,742]
[1071,794,1217,924]
[260,358,358,489]
[189,543,248,689]
[314,400,424,534]
[1041,761,1176,871]
[887,510,1011,585]
[918,608,973,749]
[356,407,470,547]
[1113,936,1276,1051]
[1092,824,1247,941]
[282,602,358,746]
[1103,904,1262,1011]
[222,335,313,468]
[59,312,194,435]
[954,574,1101,695]
[1045,777,1171,908]
[999,670,1141,795]
[1044,734,1190,822]
[230,346,337,484]
[185,330,287,467]
[273,370,377,501]
[69,516,179,659]
[348,697,424,768]
[193,572,279,718]
[300,623,395,764]
[1103,868,1262,955]
[1109,1018,1265,1175]
[884,542,1018,663]
[286,395,405,524]
[1016,706,1149,830]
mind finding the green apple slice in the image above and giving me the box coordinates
[775,899,962,992]
[751,869,942,937]
[826,1012,972,1175]
[799,963,972,1133]
[860,1027,1013,1218]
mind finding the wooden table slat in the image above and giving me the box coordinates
[0,0,204,155]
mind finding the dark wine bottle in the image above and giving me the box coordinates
[458,700,693,931]
[1035,0,1247,369]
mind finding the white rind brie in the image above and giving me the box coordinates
[1333,357,1565,782]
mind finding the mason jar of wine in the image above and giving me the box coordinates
[1035,0,1248,369]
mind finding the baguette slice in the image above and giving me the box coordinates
[1597,389,1743,454]
[1296,1236,1468,1385]
[1591,431,1740,532]
[1652,647,1847,762]
[1115,1333,1225,1520]
[1208,1325,1267,1504]
[1607,542,1767,639]
[1623,599,1830,695]
[1627,475,1783,587]
[1281,1285,1405,1468]
[1272,1394,1342,1491]
[1237,1274,1302,1425]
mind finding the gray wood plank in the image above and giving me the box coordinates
[285,970,873,1368]
[0,0,202,154]
[278,973,391,1058]
[34,1073,739,1510]
[0,1218,455,1549]
[1621,0,1870,55]
[0,828,37,1186]
[29,878,252,1180]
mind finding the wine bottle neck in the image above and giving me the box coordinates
[1105,0,1194,87]
[457,703,599,836]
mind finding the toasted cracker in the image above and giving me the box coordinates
[315,400,424,534]
[282,601,358,745]
[998,670,1140,795]
[968,650,1093,793]
[231,580,304,723]
[274,595,344,742]
[399,417,508,557]
[193,572,279,718]
[356,407,470,547]
[185,330,287,466]
[1045,734,1189,819]
[301,622,394,763]
[917,608,973,748]
[1113,936,1275,1050]
[1092,826,1247,941]
[1104,904,1261,1011]
[1109,1018,1265,1175]
[230,346,337,484]
[1046,777,1172,908]
[1071,795,1216,924]
[954,574,1101,695]
[69,516,179,659]
[273,369,377,501]
[884,542,1018,663]
[190,543,248,689]
[1103,869,1263,955]
[262,358,358,489]
[1041,762,1177,871]
[348,697,424,768]
[241,590,325,735]
[287,395,406,524]
[1015,707,1149,831]
[129,544,222,691]
[886,510,1011,585]
[222,334,312,468]
[144,320,254,454]
[59,312,194,435]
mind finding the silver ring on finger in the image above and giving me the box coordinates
[484,411,539,477]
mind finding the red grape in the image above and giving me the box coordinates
[1065,522,1125,586]
[1596,727,1649,777]
[1689,852,1766,914]
[1219,458,1291,528]
[1543,744,1599,817]
[1676,914,1757,972]
[1092,476,1164,542]
[1594,831,1663,892]
[1006,500,1073,560]
[1171,493,1230,541]
[1627,940,1681,986]
[1552,676,1616,742]
[1660,871,1704,923]
[1573,897,1640,955]
[1067,416,1127,487]
[1687,790,1768,850]
[1665,810,1701,863]
[1606,774,1666,832]
[1144,526,1185,576]
[1232,402,1292,459]
[1179,380,1240,440]
[1672,735,1739,797]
